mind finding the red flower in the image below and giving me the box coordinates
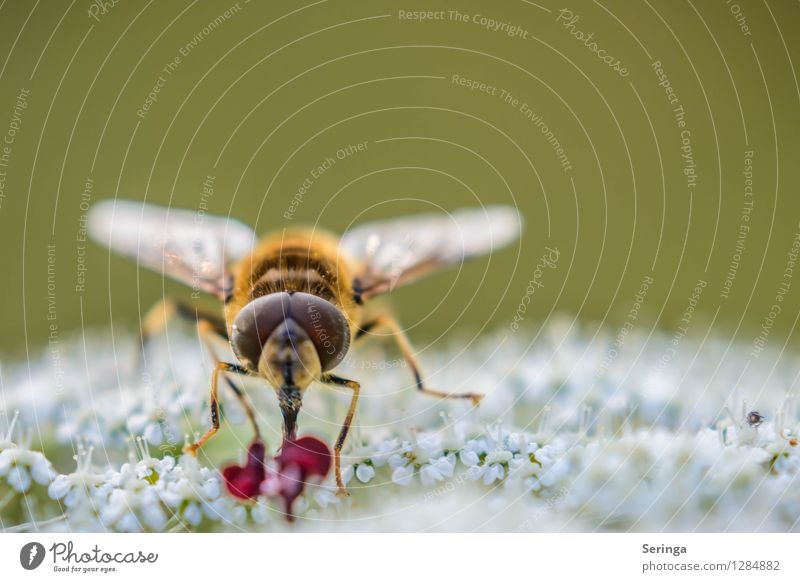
[221,436,332,521]
[221,440,266,500]
[277,436,332,479]
[273,437,331,520]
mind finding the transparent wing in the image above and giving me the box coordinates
[88,199,257,299]
[340,205,522,299]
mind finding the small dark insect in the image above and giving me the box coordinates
[89,200,522,495]
[746,411,764,427]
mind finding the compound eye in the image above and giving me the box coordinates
[288,293,350,371]
[230,292,293,370]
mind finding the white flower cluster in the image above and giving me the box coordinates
[318,404,799,532]
[1,406,798,532]
[42,439,248,532]
[2,334,210,452]
[0,412,56,511]
[1,317,799,531]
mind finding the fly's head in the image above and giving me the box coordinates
[230,290,351,391]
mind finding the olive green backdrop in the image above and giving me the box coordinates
[0,0,798,357]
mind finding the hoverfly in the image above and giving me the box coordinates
[89,200,522,494]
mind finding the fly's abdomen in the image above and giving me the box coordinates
[248,249,340,302]
[227,230,360,338]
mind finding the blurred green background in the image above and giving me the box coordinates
[0,0,798,357]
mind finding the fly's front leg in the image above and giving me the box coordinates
[356,314,483,406]
[321,373,360,496]
[197,319,261,441]
[140,298,262,441]
[185,362,250,455]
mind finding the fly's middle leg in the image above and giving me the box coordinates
[138,298,226,369]
[321,373,361,496]
[356,313,483,406]
[185,362,251,455]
